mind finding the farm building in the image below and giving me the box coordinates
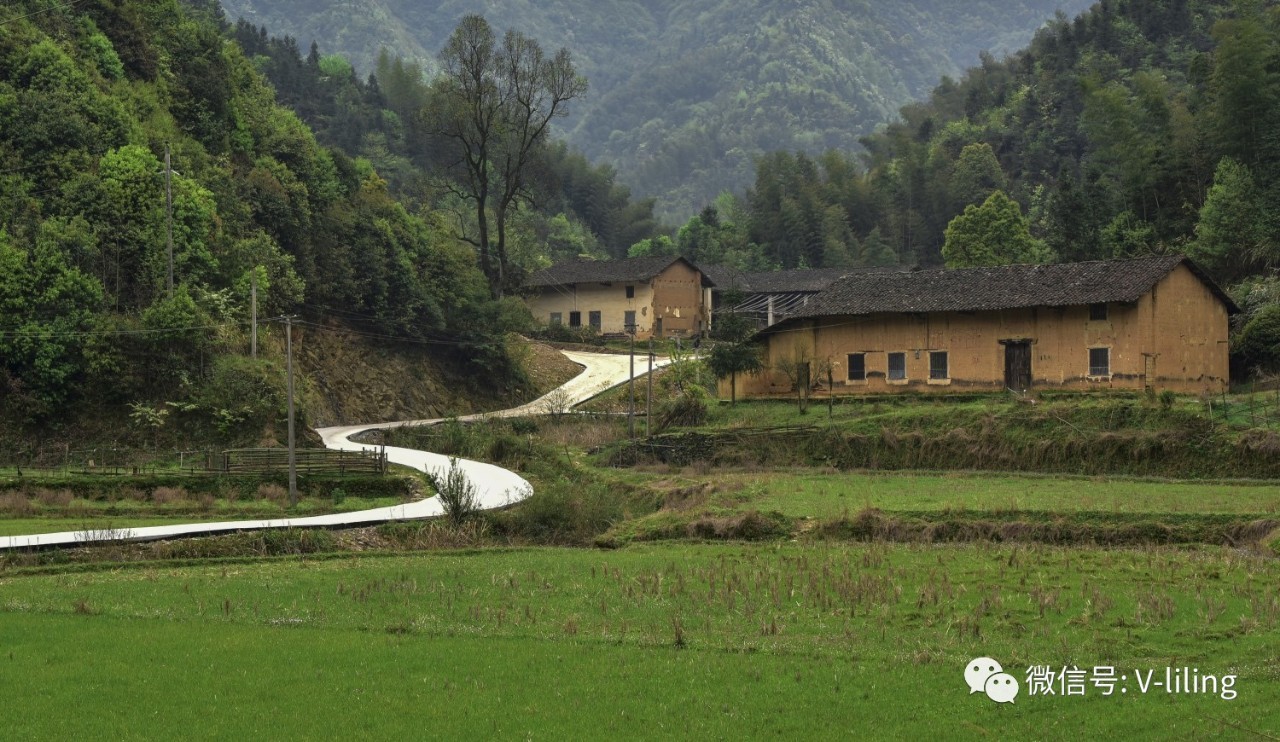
[729,256,1236,397]
[524,256,714,339]
[703,266,887,328]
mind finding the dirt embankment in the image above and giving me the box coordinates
[296,325,580,427]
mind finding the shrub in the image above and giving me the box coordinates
[0,492,32,516]
[151,486,188,505]
[257,483,289,505]
[434,458,480,526]
[656,390,709,431]
[35,488,73,507]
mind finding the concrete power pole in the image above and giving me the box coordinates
[250,272,258,359]
[628,330,636,438]
[285,315,297,505]
[646,338,654,438]
[164,143,174,298]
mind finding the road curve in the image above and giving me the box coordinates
[0,350,667,550]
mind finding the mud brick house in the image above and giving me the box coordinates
[731,256,1236,397]
[525,256,714,339]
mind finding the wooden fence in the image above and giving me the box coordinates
[211,448,387,475]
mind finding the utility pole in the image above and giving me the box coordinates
[285,315,297,505]
[628,326,636,438]
[646,337,654,438]
[164,143,174,298]
[250,271,258,359]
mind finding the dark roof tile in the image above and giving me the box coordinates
[525,256,712,288]
[778,256,1236,323]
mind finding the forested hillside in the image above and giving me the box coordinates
[216,0,1093,220]
[0,0,560,444]
[663,0,1276,376]
[224,20,661,264]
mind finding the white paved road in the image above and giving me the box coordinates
[0,351,667,550]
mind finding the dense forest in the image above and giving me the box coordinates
[0,0,623,440]
[629,0,1278,376]
[216,0,1093,221]
[225,20,660,267]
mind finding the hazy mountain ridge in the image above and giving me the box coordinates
[216,0,1094,219]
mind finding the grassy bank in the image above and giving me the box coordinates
[604,397,1280,478]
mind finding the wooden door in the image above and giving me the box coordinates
[1004,341,1031,392]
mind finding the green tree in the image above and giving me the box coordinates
[1233,304,1280,377]
[857,226,899,267]
[941,191,1053,268]
[627,235,677,258]
[428,15,587,298]
[949,142,1007,210]
[0,229,104,418]
[1189,158,1273,282]
[707,290,763,404]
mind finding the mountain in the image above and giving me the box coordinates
[215,0,1094,221]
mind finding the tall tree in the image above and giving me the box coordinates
[1190,158,1274,282]
[428,15,587,298]
[942,191,1053,268]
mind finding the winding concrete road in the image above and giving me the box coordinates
[0,350,667,550]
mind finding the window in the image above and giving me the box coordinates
[888,353,906,380]
[589,311,601,330]
[1089,303,1108,321]
[929,351,949,380]
[569,311,581,328]
[549,312,562,325]
[1089,347,1110,376]
[847,353,866,381]
[624,310,636,332]
[625,285,635,299]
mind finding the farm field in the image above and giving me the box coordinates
[1,544,1276,738]
[605,469,1280,517]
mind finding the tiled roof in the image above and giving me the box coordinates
[740,267,877,294]
[703,266,889,294]
[775,256,1237,324]
[698,264,750,290]
[525,256,712,288]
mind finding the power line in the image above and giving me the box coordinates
[291,318,488,348]
[0,0,93,29]
[0,320,247,340]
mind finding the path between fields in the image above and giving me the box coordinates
[0,351,668,550]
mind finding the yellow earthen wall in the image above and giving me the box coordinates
[651,261,709,337]
[527,282,656,336]
[729,264,1229,397]
[1143,264,1231,390]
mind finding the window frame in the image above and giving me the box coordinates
[1088,347,1111,378]
[625,285,635,299]
[588,310,602,330]
[1089,303,1108,321]
[928,351,949,382]
[887,352,907,383]
[624,310,636,332]
[549,312,562,325]
[846,352,866,383]
[569,311,581,328]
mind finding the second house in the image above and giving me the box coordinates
[524,256,714,339]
